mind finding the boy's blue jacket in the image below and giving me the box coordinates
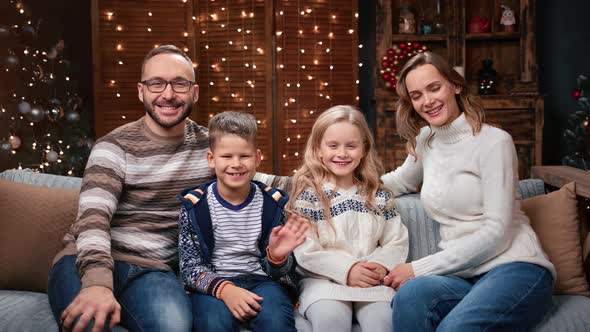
[177,179,298,299]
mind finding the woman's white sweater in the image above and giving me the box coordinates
[293,183,409,313]
[381,113,556,280]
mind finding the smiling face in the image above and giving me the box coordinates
[318,121,365,189]
[137,53,199,135]
[207,134,261,199]
[405,64,461,127]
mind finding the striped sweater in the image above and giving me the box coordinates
[178,180,298,299]
[54,117,213,290]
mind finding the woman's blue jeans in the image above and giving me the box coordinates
[392,262,553,332]
[47,255,192,332]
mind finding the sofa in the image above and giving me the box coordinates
[1,168,590,332]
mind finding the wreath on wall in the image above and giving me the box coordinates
[380,42,429,91]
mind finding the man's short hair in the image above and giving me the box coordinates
[208,111,257,150]
[141,45,194,79]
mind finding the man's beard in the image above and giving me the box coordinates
[144,99,193,129]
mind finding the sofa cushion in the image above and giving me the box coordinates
[532,295,590,332]
[521,182,590,297]
[0,290,58,332]
[0,290,130,332]
[0,180,79,292]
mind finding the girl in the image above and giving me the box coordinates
[288,105,409,332]
[382,51,555,331]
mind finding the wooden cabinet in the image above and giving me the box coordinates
[375,0,541,178]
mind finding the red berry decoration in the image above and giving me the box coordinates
[380,42,429,92]
[572,88,582,100]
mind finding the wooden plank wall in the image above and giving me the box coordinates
[91,0,358,175]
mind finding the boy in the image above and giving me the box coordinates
[178,111,307,332]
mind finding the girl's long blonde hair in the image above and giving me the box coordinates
[287,105,385,226]
[396,51,486,157]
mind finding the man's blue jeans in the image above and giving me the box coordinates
[48,255,192,332]
[392,262,553,332]
[190,274,296,332]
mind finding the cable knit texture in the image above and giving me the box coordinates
[293,183,409,313]
[381,113,556,280]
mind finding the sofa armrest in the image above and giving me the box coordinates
[531,166,590,199]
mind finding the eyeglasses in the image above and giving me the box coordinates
[140,79,195,93]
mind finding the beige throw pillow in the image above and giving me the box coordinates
[521,182,590,297]
[0,179,79,292]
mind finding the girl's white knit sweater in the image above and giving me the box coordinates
[381,113,556,280]
[293,183,409,313]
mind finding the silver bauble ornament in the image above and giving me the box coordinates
[46,150,59,163]
[64,109,80,123]
[0,140,11,152]
[4,54,19,68]
[27,105,45,123]
[47,105,63,122]
[18,101,31,114]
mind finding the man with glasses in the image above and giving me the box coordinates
[47,45,209,332]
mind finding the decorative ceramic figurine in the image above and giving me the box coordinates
[399,7,416,34]
[500,5,516,32]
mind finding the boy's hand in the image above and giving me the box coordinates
[219,284,263,321]
[268,214,309,262]
[347,263,382,288]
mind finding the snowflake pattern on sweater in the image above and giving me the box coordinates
[293,183,409,313]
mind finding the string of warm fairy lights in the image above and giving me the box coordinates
[250,0,256,115]
[104,0,191,123]
[205,0,210,118]
[241,5,246,113]
[296,0,302,164]
[355,8,361,98]
[224,0,229,111]
[278,6,287,163]
[98,0,357,174]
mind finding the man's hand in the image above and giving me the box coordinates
[383,263,415,290]
[267,214,309,262]
[219,284,263,321]
[347,262,383,288]
[61,285,121,332]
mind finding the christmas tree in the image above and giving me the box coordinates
[0,0,92,176]
[562,74,590,170]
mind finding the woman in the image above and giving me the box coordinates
[381,52,555,331]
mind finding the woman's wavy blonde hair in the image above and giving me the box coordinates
[396,51,486,157]
[286,105,386,226]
